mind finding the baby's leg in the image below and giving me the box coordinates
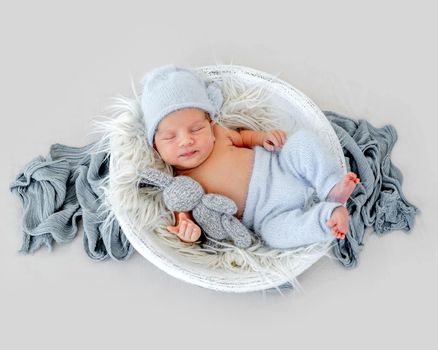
[279,129,346,201]
[259,201,344,249]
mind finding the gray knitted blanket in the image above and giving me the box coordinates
[10,143,132,261]
[9,112,417,267]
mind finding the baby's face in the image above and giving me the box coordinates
[153,108,216,171]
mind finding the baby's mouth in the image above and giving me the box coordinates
[180,150,198,158]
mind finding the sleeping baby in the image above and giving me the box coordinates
[140,64,360,249]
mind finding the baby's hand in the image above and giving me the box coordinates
[167,212,202,243]
[262,129,287,151]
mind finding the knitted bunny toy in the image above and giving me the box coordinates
[139,168,253,248]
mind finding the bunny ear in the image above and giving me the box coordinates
[138,168,173,190]
[206,82,224,116]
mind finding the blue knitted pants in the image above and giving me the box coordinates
[241,129,345,249]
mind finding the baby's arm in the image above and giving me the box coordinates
[167,211,202,243]
[224,127,263,147]
[226,127,287,150]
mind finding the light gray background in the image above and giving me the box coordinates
[2,1,437,349]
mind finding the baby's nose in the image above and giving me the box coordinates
[178,134,194,147]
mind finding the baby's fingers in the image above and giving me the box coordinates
[270,133,282,147]
[167,219,199,243]
[189,224,201,241]
[179,220,201,243]
[182,221,194,241]
[264,136,280,151]
[277,129,287,145]
[266,130,287,149]
[178,220,191,240]
[166,220,189,238]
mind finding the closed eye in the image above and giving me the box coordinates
[192,127,204,132]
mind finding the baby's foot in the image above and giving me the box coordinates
[326,172,360,204]
[326,206,349,239]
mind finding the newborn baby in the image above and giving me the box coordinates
[141,65,359,248]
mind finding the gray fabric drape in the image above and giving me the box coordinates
[10,112,417,267]
[10,143,133,261]
[324,111,417,267]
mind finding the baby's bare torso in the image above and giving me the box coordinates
[176,125,254,218]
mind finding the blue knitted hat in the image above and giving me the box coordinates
[140,64,224,146]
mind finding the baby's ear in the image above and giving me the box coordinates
[152,139,158,151]
[138,168,173,190]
